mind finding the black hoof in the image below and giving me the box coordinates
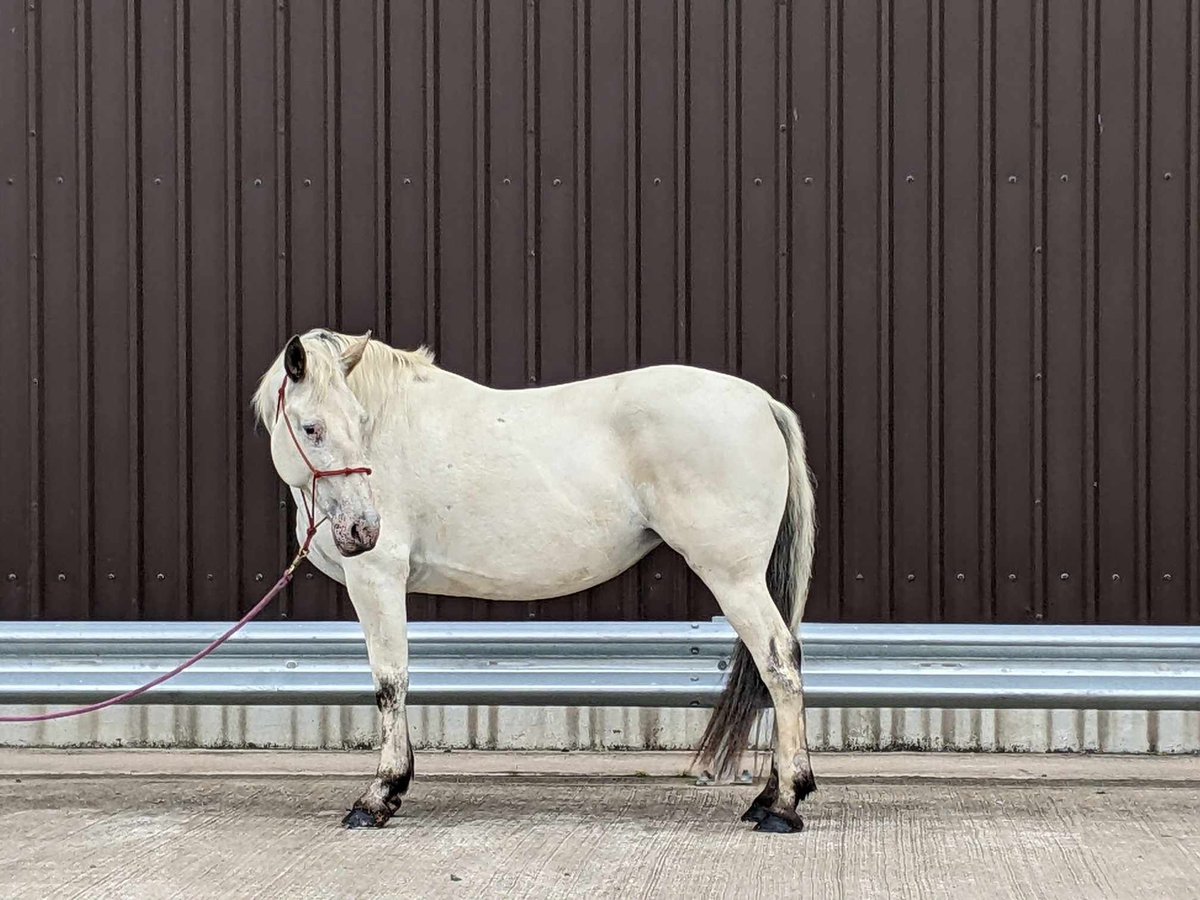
[753,811,804,834]
[342,806,390,829]
[740,804,770,824]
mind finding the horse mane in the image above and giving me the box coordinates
[252,329,436,427]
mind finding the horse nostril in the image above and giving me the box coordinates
[350,522,364,545]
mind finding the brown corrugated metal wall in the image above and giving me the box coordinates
[1,1,1197,624]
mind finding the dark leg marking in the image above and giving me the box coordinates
[740,766,779,824]
[794,767,817,802]
[343,677,413,828]
[381,742,416,804]
[375,679,400,712]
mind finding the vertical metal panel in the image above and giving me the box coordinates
[992,0,1033,624]
[1147,0,1190,624]
[890,0,930,620]
[0,0,32,619]
[1096,1,1139,622]
[1,0,1197,627]
[1044,0,1086,624]
[939,1,982,623]
[41,1,81,619]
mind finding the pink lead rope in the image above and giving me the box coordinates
[0,375,372,724]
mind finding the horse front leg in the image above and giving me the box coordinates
[340,555,413,829]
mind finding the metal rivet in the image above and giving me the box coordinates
[404,177,413,185]
[206,573,214,581]
[690,647,699,655]
[107,573,115,580]
[906,573,915,582]
[153,177,162,185]
[1008,175,1018,184]
[57,573,66,581]
[803,176,813,185]
[1112,573,1121,582]
[502,177,511,185]
[1163,172,1173,181]
[286,660,298,669]
[303,178,312,187]
[156,573,166,581]
[55,175,63,184]
[305,573,314,579]
[6,574,15,582]
[1034,246,1043,254]
[905,174,914,183]
[855,573,864,581]
[1163,573,1173,582]
[1008,573,1017,581]
[552,177,562,186]
[717,659,728,671]
[5,178,12,184]
[956,573,966,581]
[1060,174,1069,183]
[1034,612,1044,621]
[254,178,262,186]
[689,700,699,707]
[29,129,35,136]
[753,177,763,186]
[654,572,663,581]
[779,123,786,131]
[653,177,662,185]
[1060,572,1070,581]
[690,675,700,682]
[255,573,264,582]
[1034,372,1042,380]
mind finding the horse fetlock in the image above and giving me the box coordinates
[794,766,817,802]
[379,768,413,805]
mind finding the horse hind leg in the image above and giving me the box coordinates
[701,577,814,834]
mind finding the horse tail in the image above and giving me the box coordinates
[694,399,817,779]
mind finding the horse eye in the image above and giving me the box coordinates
[302,424,318,437]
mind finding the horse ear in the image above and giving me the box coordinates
[284,334,306,382]
[341,330,372,376]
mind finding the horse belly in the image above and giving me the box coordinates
[408,516,659,602]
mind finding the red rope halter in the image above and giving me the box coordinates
[0,375,372,724]
[274,374,374,551]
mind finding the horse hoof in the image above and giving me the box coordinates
[753,811,804,834]
[342,806,390,829]
[740,804,770,824]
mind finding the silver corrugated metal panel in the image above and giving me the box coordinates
[2,705,1198,754]
[6,620,1200,710]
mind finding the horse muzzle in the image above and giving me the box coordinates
[330,511,381,557]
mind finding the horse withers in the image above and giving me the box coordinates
[254,329,818,834]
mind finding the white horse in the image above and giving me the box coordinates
[254,329,818,833]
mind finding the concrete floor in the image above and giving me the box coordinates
[1,751,1198,899]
